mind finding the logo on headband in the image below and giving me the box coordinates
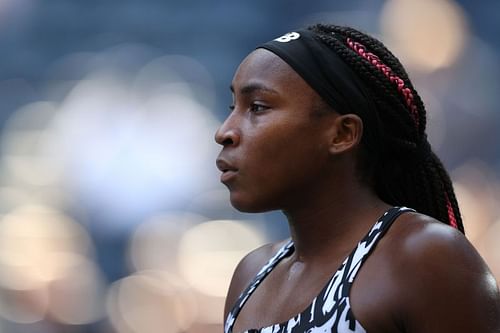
[274,32,300,43]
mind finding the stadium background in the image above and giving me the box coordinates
[0,0,498,332]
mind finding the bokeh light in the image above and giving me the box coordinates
[452,161,500,283]
[0,205,92,290]
[380,0,469,72]
[106,270,197,333]
[43,53,221,226]
[0,101,61,187]
[128,212,206,273]
[0,204,105,326]
[47,256,106,325]
[178,220,266,297]
[0,286,48,324]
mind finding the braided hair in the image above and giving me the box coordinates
[308,24,464,233]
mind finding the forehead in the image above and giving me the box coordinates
[232,49,315,97]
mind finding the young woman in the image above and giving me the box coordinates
[215,24,500,333]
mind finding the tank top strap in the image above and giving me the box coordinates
[315,206,414,333]
[343,206,415,289]
[225,240,294,333]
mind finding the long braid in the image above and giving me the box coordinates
[309,24,464,233]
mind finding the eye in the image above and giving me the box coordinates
[249,102,269,113]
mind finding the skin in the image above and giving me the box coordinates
[215,49,500,333]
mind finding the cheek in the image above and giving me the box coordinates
[250,124,326,177]
[229,125,327,211]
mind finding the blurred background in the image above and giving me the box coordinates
[0,0,498,332]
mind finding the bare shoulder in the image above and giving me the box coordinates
[389,212,494,280]
[223,239,290,321]
[387,212,500,332]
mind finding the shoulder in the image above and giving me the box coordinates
[388,212,491,279]
[386,212,500,332]
[223,239,290,321]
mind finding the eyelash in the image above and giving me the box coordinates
[228,103,268,113]
[249,102,269,113]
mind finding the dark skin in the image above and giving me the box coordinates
[215,49,500,333]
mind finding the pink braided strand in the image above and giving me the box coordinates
[445,193,458,229]
[346,38,420,128]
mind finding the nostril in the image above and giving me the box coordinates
[222,137,234,146]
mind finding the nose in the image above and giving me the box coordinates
[214,114,240,147]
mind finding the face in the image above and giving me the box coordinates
[215,49,340,212]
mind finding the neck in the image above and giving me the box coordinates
[282,179,389,263]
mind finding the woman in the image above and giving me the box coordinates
[215,24,500,333]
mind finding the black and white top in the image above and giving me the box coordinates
[225,206,414,333]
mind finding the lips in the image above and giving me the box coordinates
[216,158,238,183]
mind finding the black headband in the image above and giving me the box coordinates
[257,29,375,118]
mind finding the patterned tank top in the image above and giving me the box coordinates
[224,206,414,333]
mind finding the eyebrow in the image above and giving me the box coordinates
[230,83,279,96]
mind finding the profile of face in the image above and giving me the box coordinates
[215,49,361,213]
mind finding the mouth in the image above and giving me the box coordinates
[216,158,238,183]
[220,169,237,183]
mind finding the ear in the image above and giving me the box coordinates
[329,114,363,155]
